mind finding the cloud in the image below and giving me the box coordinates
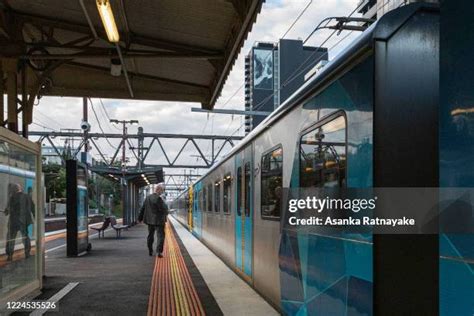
[31,0,360,194]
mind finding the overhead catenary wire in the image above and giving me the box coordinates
[98,98,121,131]
[88,98,116,150]
[95,99,115,133]
[31,111,60,131]
[304,5,359,44]
[224,5,361,140]
[99,100,120,134]
[31,121,56,131]
[35,108,66,129]
[251,6,360,113]
[204,0,316,160]
[282,0,314,39]
[214,0,314,118]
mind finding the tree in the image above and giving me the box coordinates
[91,174,122,216]
[43,164,66,201]
[43,163,122,216]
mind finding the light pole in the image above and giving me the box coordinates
[110,119,138,225]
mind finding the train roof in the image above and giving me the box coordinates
[178,2,439,191]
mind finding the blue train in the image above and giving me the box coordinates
[172,3,473,315]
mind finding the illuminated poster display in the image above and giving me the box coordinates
[66,160,89,257]
[253,48,273,90]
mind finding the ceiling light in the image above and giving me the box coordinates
[96,0,120,43]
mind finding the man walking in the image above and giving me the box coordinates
[138,183,168,257]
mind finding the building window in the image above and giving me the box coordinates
[244,162,251,217]
[207,183,212,213]
[214,180,220,213]
[237,167,242,216]
[223,174,232,213]
[273,49,280,108]
[300,114,346,188]
[261,146,283,219]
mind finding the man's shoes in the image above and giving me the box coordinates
[149,250,153,256]
[7,255,12,262]
[158,253,163,258]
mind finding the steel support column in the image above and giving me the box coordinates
[5,59,18,133]
[83,97,89,154]
[0,62,3,126]
[21,63,28,138]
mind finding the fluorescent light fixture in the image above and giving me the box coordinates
[96,0,120,43]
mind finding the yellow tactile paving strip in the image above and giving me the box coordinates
[147,222,205,316]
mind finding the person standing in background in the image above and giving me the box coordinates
[138,183,168,257]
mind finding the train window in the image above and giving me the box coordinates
[300,115,346,188]
[201,190,204,212]
[197,190,202,212]
[261,146,283,219]
[236,167,242,216]
[244,162,251,217]
[223,174,232,213]
[207,184,212,213]
[214,180,220,212]
[194,190,198,211]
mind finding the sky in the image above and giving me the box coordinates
[29,0,361,194]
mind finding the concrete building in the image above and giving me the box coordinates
[41,145,95,166]
[41,146,89,165]
[357,0,438,20]
[244,40,328,134]
[42,146,67,165]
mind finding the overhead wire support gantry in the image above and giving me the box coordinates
[30,130,243,169]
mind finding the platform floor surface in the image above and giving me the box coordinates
[170,217,278,316]
[22,218,278,315]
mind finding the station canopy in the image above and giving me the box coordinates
[1,0,263,109]
[91,165,164,188]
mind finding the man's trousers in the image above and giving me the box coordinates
[147,224,165,254]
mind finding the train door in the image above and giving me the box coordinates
[235,145,253,279]
[188,187,193,230]
[192,182,202,238]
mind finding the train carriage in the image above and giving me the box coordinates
[172,3,473,315]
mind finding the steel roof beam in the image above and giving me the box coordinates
[30,131,243,141]
[13,11,223,56]
[19,52,224,60]
[67,61,211,90]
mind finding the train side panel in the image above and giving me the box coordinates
[199,158,236,268]
[253,105,303,306]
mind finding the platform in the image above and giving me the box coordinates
[26,219,277,315]
[170,217,278,316]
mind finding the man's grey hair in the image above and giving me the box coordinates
[155,182,166,193]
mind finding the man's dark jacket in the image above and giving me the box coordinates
[138,193,168,225]
[6,191,35,227]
